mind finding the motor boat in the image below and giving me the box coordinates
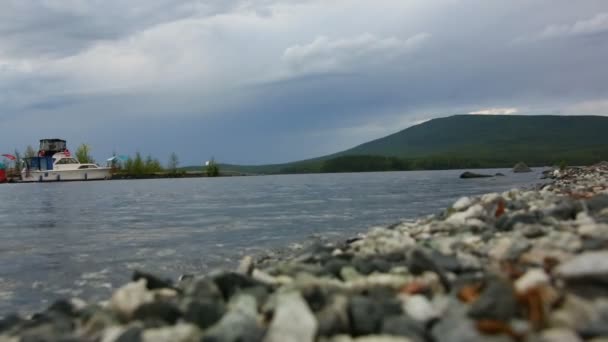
[21,139,111,182]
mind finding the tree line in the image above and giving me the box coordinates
[5,144,221,177]
[277,153,604,174]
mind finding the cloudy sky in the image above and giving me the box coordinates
[1,0,607,165]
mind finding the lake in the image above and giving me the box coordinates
[0,169,545,314]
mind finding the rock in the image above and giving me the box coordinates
[540,328,583,342]
[324,259,351,278]
[460,171,493,179]
[0,314,22,334]
[132,301,182,324]
[407,249,450,291]
[264,292,317,342]
[183,278,224,302]
[183,299,225,329]
[515,268,550,293]
[13,311,74,342]
[132,270,173,290]
[212,272,268,301]
[202,295,263,342]
[316,295,350,337]
[432,298,511,342]
[586,194,608,214]
[348,296,385,336]
[327,335,415,342]
[453,196,474,211]
[446,204,485,226]
[300,285,330,312]
[81,307,119,337]
[578,299,608,339]
[521,224,548,238]
[340,266,364,282]
[513,162,532,173]
[115,326,142,342]
[557,251,608,279]
[496,212,542,231]
[400,295,439,323]
[237,256,255,275]
[557,251,608,298]
[380,315,426,342]
[468,277,519,321]
[142,323,201,342]
[545,200,582,220]
[102,326,128,342]
[429,250,463,273]
[110,279,155,319]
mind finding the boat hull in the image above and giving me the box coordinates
[20,168,112,182]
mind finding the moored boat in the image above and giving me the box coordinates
[21,139,111,182]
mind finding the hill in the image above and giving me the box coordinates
[200,115,608,174]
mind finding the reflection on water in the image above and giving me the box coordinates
[0,169,545,314]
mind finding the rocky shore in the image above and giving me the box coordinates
[2,163,608,342]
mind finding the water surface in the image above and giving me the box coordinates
[0,169,544,314]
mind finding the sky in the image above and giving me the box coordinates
[1,0,607,165]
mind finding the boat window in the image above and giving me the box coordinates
[56,158,79,164]
[78,165,98,169]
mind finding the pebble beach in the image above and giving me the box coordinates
[2,163,608,342]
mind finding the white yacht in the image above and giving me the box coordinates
[21,139,111,182]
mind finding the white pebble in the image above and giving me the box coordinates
[515,268,549,293]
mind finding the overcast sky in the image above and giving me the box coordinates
[1,0,607,165]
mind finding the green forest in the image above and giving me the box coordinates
[219,115,608,174]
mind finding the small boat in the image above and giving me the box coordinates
[21,139,111,182]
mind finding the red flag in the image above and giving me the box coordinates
[1,154,16,161]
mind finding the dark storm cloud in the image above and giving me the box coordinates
[0,0,257,58]
[1,0,607,164]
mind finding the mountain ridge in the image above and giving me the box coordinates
[191,114,608,174]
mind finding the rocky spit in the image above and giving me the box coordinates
[2,164,608,342]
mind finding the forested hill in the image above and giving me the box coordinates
[339,114,608,159]
[219,115,608,174]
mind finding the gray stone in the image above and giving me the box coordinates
[183,299,225,330]
[468,277,519,321]
[586,194,608,214]
[132,270,173,290]
[506,239,532,260]
[380,315,426,342]
[202,295,263,342]
[432,298,511,342]
[521,225,548,238]
[0,314,22,334]
[348,296,384,336]
[407,249,450,291]
[402,295,439,323]
[237,256,254,275]
[513,162,532,173]
[557,251,608,298]
[141,323,201,342]
[213,272,269,301]
[264,292,317,342]
[316,295,350,337]
[115,326,142,342]
[545,200,582,220]
[132,301,182,324]
[497,212,542,231]
[557,251,608,279]
[460,171,493,179]
[110,279,155,319]
[541,328,583,342]
[324,259,350,278]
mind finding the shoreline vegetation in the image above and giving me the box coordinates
[4,115,608,180]
[2,162,608,341]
